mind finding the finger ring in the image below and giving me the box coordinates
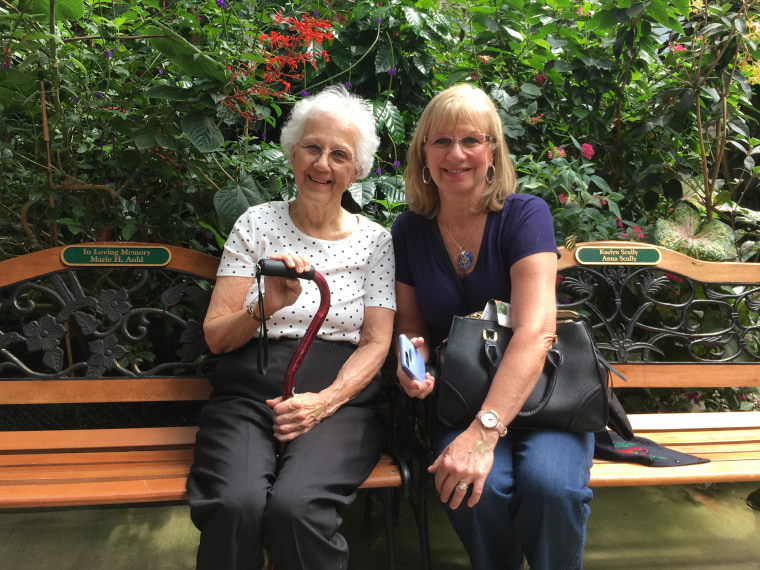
[456,482,469,491]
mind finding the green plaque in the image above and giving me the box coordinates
[575,245,661,266]
[61,245,171,267]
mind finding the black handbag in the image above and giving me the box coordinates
[430,220,633,437]
[436,309,625,433]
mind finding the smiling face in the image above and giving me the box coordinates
[292,114,359,206]
[424,121,494,199]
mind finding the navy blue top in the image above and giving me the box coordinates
[391,194,559,346]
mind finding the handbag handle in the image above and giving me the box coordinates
[480,326,563,416]
[518,349,562,417]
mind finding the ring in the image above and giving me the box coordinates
[456,482,469,491]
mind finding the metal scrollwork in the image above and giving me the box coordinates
[0,267,215,379]
[557,264,760,363]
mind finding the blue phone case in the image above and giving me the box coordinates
[399,334,426,382]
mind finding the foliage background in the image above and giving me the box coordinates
[2,0,760,257]
[3,0,760,411]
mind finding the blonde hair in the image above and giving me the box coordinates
[405,83,516,217]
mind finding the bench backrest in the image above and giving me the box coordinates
[558,241,760,390]
[0,243,219,429]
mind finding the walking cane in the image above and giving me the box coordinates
[256,259,331,570]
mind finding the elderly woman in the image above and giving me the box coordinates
[187,85,396,570]
[392,84,593,570]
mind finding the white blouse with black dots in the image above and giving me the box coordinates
[217,200,396,345]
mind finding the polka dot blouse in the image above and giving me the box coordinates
[217,200,396,345]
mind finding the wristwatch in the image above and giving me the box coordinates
[476,410,508,437]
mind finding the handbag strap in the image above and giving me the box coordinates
[431,219,477,313]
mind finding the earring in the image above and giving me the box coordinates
[421,165,432,184]
[485,165,495,184]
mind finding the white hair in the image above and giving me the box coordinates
[279,85,380,179]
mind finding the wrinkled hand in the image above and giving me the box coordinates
[428,425,497,509]
[266,392,330,442]
[396,336,435,399]
[263,253,310,311]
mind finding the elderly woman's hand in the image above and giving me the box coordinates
[262,253,310,311]
[396,335,436,399]
[428,425,499,509]
[265,392,330,442]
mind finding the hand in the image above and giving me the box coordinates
[266,392,329,442]
[262,253,310,311]
[428,424,498,509]
[396,336,435,399]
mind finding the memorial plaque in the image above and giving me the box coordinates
[61,245,171,266]
[575,245,661,265]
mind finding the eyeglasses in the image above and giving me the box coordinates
[297,142,356,165]
[423,133,491,151]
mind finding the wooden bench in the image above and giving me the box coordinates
[558,241,760,488]
[408,240,760,567]
[0,242,412,569]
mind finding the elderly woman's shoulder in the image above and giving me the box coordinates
[357,213,393,237]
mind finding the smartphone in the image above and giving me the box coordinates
[398,334,426,382]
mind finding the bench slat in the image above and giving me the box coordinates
[590,458,760,487]
[0,452,401,508]
[628,412,760,431]
[0,449,194,467]
[0,427,199,452]
[0,378,212,404]
[611,364,760,388]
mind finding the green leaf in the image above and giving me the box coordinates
[373,100,405,145]
[134,134,155,150]
[374,41,395,74]
[145,24,227,82]
[181,111,224,153]
[347,180,375,208]
[213,179,268,230]
[145,85,195,101]
[18,0,85,21]
[402,6,424,34]
[654,203,736,260]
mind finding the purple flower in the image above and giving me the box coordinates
[216,0,227,7]
[74,96,80,103]
[300,90,309,97]
[345,81,352,87]
[104,50,113,58]
[376,167,382,175]
[313,11,318,17]
[158,69,164,76]
[388,68,397,76]
[377,17,382,25]
[261,133,267,140]
[95,92,104,99]
[393,160,400,167]
[96,140,105,147]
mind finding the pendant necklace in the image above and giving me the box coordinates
[442,216,480,270]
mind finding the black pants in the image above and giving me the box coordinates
[187,339,385,570]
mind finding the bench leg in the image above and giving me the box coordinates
[383,488,397,570]
[747,487,760,510]
[410,466,433,570]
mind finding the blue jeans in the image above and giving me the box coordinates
[433,428,594,570]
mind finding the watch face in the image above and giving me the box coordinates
[480,411,498,428]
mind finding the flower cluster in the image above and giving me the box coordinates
[548,148,565,160]
[219,13,334,120]
[581,143,594,160]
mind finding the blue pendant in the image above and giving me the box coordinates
[457,250,474,270]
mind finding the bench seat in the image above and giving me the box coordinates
[0,242,416,570]
[0,424,402,508]
[591,412,760,486]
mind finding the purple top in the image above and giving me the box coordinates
[391,194,559,346]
